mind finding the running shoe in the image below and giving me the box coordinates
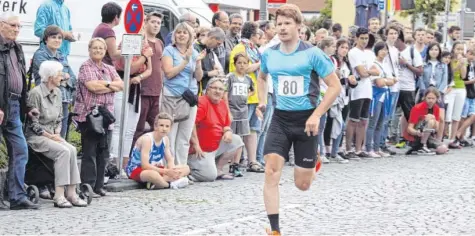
[170,177,189,189]
[229,163,243,177]
[146,182,155,190]
[338,151,350,160]
[357,151,373,159]
[266,228,281,235]
[330,155,349,164]
[418,146,436,155]
[459,139,473,147]
[395,141,407,149]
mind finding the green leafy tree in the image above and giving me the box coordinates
[399,0,458,29]
[306,0,332,32]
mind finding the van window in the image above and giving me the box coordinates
[144,5,178,42]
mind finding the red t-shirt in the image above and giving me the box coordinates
[195,96,231,152]
[403,102,440,141]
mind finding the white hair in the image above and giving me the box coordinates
[0,12,20,22]
[39,61,63,83]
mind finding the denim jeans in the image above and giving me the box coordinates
[381,91,399,148]
[60,102,69,138]
[332,120,345,157]
[366,101,385,152]
[4,99,28,202]
[256,93,274,164]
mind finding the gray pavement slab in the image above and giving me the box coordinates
[0,149,474,235]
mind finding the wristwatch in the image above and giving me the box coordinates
[106,81,111,88]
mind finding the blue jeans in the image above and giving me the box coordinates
[4,100,28,202]
[381,92,399,148]
[60,102,69,138]
[366,101,385,152]
[317,114,327,156]
[256,93,274,164]
[332,120,345,157]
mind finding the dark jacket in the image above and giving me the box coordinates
[194,42,219,93]
[0,35,28,126]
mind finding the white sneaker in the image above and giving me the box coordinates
[331,155,349,164]
[170,177,189,189]
[320,155,330,164]
[368,151,382,158]
[376,151,390,158]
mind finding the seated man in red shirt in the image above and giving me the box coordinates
[189,77,245,182]
[404,87,448,155]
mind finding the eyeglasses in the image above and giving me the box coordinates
[208,86,225,92]
[2,21,21,29]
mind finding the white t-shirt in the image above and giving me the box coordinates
[340,62,351,105]
[349,47,374,100]
[384,44,400,92]
[398,46,423,91]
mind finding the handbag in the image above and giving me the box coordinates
[85,105,105,135]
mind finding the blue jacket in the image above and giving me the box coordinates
[32,46,76,103]
[34,0,72,57]
[420,61,448,93]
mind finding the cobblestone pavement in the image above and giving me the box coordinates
[1,149,474,235]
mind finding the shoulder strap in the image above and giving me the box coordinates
[410,45,415,62]
[386,43,396,76]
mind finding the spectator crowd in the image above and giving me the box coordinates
[1,0,475,212]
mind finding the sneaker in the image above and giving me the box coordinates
[405,147,419,155]
[376,151,390,158]
[337,151,350,160]
[345,152,361,160]
[395,141,407,149]
[448,141,462,149]
[170,177,189,189]
[330,155,349,164]
[357,151,373,159]
[266,228,281,235]
[145,182,155,190]
[419,146,436,155]
[320,154,330,164]
[381,146,397,155]
[459,139,473,147]
[367,151,382,158]
[229,163,243,177]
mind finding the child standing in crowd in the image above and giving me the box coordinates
[225,53,264,175]
[126,113,190,190]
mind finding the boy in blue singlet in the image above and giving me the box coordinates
[126,113,190,189]
[256,4,341,235]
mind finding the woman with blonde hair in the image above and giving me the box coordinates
[161,23,206,165]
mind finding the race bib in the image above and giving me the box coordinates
[277,76,304,97]
[232,83,248,97]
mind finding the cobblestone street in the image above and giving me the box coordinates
[1,150,474,235]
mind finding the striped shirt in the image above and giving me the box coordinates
[8,47,22,94]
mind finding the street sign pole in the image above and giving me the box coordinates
[117,55,132,176]
[443,0,450,44]
[260,0,267,20]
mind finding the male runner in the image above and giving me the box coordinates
[256,4,341,235]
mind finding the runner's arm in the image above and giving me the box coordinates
[313,72,341,118]
[257,70,268,105]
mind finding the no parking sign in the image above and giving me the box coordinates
[124,0,144,34]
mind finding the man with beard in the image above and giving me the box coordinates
[224,14,243,74]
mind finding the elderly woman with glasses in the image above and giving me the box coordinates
[73,38,123,197]
[31,25,76,139]
[188,77,244,182]
[26,61,87,208]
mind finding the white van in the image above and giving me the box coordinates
[14,0,213,76]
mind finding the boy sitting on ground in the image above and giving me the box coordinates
[126,113,190,189]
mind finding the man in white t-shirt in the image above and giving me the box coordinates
[346,27,379,159]
[396,36,424,147]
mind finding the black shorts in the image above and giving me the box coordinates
[349,98,371,121]
[398,90,416,121]
[264,109,318,169]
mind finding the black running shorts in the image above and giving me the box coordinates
[264,109,318,169]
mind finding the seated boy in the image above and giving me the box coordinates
[404,88,448,155]
[126,113,190,189]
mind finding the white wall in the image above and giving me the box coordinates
[218,0,260,10]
